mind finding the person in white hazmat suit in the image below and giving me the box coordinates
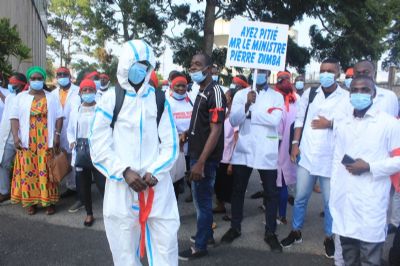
[89,39,180,266]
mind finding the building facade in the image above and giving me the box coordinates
[0,0,47,74]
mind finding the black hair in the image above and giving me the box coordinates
[351,74,375,88]
[322,57,340,64]
[194,52,213,67]
[11,72,27,84]
[168,70,179,80]
[355,59,375,71]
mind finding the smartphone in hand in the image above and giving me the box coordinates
[341,154,356,165]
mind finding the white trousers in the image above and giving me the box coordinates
[104,214,179,266]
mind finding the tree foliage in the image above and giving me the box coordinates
[308,0,393,69]
[0,18,30,78]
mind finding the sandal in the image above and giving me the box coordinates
[46,205,56,215]
[27,205,37,215]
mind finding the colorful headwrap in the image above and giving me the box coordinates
[84,71,99,80]
[171,76,187,89]
[345,68,354,77]
[233,76,249,88]
[26,66,46,80]
[277,71,291,79]
[9,76,28,91]
[99,73,110,80]
[56,67,71,75]
[79,79,96,91]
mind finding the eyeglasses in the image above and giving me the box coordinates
[30,77,43,81]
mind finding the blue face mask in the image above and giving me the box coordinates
[190,69,207,84]
[94,80,101,90]
[7,84,16,94]
[295,81,304,90]
[350,93,372,110]
[319,72,335,88]
[30,80,44,91]
[128,62,148,85]
[344,78,353,89]
[172,91,186,100]
[58,77,70,87]
[256,73,267,85]
[212,75,218,82]
[81,93,96,103]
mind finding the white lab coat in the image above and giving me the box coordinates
[0,87,10,122]
[230,87,284,170]
[51,84,81,153]
[9,90,63,149]
[330,106,400,243]
[67,104,96,167]
[374,86,399,117]
[0,93,16,161]
[294,85,351,178]
[89,40,179,266]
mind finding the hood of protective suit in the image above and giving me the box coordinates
[117,40,156,92]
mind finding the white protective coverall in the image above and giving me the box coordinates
[89,40,180,266]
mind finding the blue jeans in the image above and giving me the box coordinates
[0,143,16,195]
[292,165,333,236]
[191,159,218,251]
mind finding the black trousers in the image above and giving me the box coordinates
[214,163,233,203]
[76,167,105,215]
[230,165,279,234]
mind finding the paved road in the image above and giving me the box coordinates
[0,171,394,265]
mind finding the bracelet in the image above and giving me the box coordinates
[291,140,299,145]
[55,131,61,136]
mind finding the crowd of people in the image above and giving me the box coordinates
[1,39,400,266]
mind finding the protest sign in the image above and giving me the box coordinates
[226,19,289,72]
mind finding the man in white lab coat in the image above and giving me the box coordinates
[89,39,179,266]
[220,69,284,253]
[330,75,400,265]
[51,67,82,211]
[281,58,350,258]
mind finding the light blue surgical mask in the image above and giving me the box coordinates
[319,72,335,88]
[7,84,15,94]
[295,81,304,90]
[81,93,96,103]
[128,62,148,85]
[30,80,44,91]
[190,69,207,84]
[350,93,372,110]
[344,78,353,89]
[256,73,267,85]
[94,80,101,90]
[58,77,70,87]
[172,91,186,100]
[212,75,219,82]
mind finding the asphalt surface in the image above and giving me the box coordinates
[0,171,394,266]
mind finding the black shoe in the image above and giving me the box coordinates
[190,236,216,247]
[221,228,241,244]
[264,232,283,253]
[250,190,264,199]
[287,196,294,206]
[178,247,208,261]
[60,189,76,199]
[320,211,325,218]
[280,230,302,247]
[324,237,335,259]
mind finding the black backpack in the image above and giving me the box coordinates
[288,87,318,154]
[110,83,165,129]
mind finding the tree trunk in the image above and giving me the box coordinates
[203,0,217,56]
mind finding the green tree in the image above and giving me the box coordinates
[382,0,400,69]
[47,0,92,67]
[0,18,30,78]
[308,0,394,69]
